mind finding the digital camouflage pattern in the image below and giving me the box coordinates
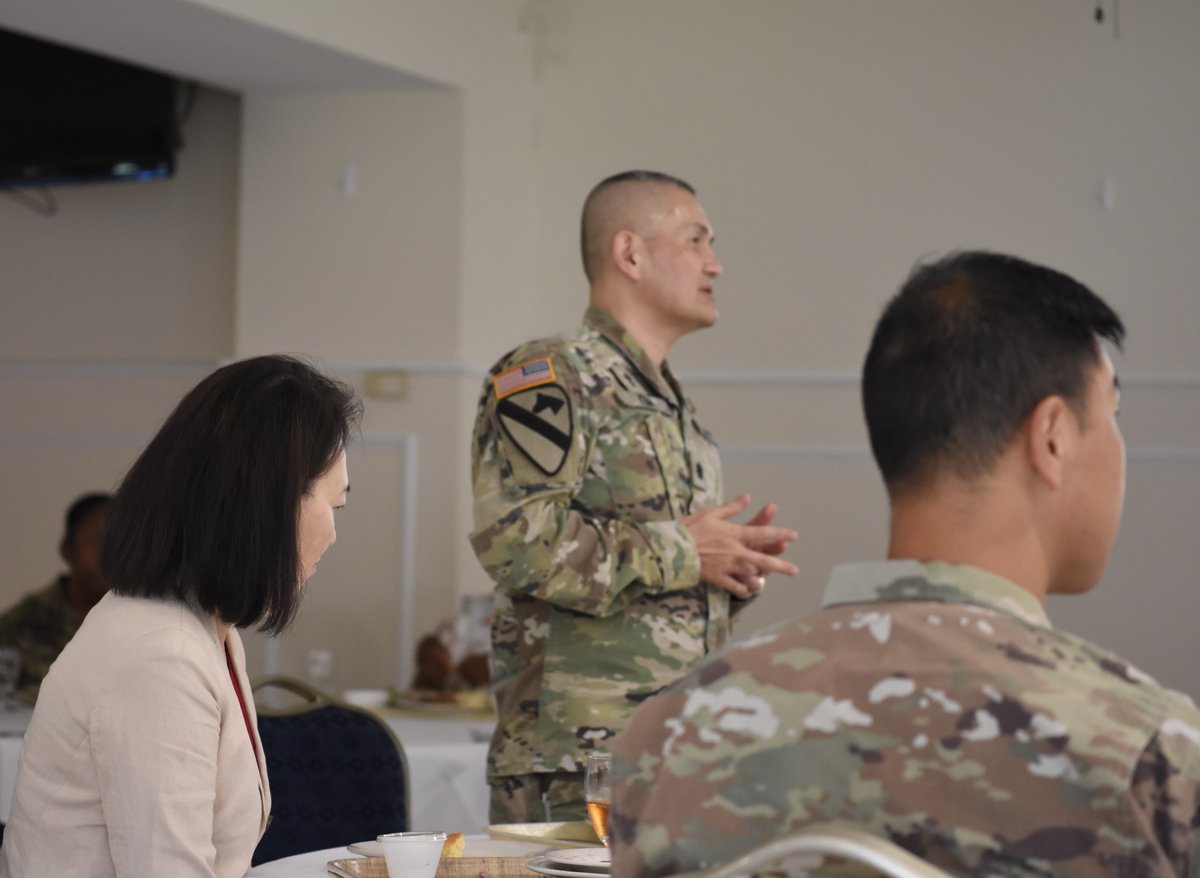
[612,560,1200,878]
[471,306,742,796]
[488,771,586,824]
[0,576,84,703]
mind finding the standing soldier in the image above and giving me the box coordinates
[470,170,799,823]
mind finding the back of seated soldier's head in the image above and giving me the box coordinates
[60,493,113,601]
[862,250,1125,493]
[63,493,112,544]
[861,251,1127,598]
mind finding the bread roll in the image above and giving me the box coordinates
[441,832,465,858]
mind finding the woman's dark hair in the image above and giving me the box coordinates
[101,355,362,634]
[862,251,1125,490]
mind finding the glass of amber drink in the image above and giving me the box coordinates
[584,751,612,847]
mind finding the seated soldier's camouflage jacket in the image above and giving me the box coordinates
[0,576,83,702]
[471,306,740,779]
[612,560,1200,878]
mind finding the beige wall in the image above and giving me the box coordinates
[0,84,239,608]
[232,85,471,690]
[523,0,1200,696]
[1,1,1197,698]
[236,88,463,362]
[0,0,538,696]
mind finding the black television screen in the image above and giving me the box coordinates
[0,28,181,188]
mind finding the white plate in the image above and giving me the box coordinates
[392,697,462,713]
[544,848,611,869]
[526,855,611,878]
[342,688,389,708]
[347,837,552,858]
[463,838,554,857]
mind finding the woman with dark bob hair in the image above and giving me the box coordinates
[0,355,361,878]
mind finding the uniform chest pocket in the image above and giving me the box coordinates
[585,390,686,521]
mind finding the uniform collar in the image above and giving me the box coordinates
[820,560,1051,630]
[583,305,680,403]
[53,574,86,624]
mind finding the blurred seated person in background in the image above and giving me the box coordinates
[0,355,361,878]
[0,492,111,702]
[611,251,1200,878]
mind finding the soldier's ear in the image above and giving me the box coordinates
[612,230,641,281]
[1026,394,1071,490]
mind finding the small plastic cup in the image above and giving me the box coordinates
[376,831,447,878]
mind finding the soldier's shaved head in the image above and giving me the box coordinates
[580,171,696,283]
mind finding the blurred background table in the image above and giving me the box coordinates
[374,705,494,833]
[0,705,34,823]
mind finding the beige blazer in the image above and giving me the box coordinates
[0,592,271,878]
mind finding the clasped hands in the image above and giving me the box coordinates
[683,493,799,600]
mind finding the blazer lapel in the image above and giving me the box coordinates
[224,628,272,833]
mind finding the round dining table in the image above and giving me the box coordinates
[248,845,357,877]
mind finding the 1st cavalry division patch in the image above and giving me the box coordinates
[497,383,572,476]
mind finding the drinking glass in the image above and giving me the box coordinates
[584,751,612,847]
[376,831,446,878]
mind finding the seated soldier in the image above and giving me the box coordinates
[0,492,111,702]
[611,251,1200,878]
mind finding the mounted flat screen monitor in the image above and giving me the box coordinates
[0,28,181,189]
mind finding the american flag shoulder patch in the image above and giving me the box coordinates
[493,357,556,400]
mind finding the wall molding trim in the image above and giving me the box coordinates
[0,432,153,450]
[719,444,1200,464]
[7,358,1200,389]
[4,433,1192,463]
[0,359,218,378]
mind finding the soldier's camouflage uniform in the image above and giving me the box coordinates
[471,306,745,820]
[612,560,1200,878]
[0,576,84,703]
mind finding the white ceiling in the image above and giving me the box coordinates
[0,0,428,93]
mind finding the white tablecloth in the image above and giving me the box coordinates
[248,845,356,876]
[0,706,492,834]
[378,709,493,834]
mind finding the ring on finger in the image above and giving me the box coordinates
[753,575,766,593]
